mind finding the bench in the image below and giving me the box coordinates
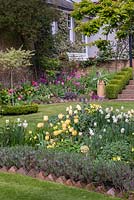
[67,52,88,61]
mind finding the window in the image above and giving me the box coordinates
[51,21,58,35]
[67,14,71,29]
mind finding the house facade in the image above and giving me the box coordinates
[48,0,116,60]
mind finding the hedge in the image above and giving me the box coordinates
[106,67,133,99]
[1,104,38,115]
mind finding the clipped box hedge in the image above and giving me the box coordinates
[106,84,120,99]
[109,80,123,93]
[1,104,38,115]
[106,67,132,99]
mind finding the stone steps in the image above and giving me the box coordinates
[117,80,134,100]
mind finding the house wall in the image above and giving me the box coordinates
[87,28,116,58]
[71,0,117,59]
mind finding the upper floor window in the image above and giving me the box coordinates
[67,14,71,29]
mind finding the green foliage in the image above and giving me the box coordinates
[53,12,83,55]
[72,0,134,39]
[106,84,120,99]
[110,80,123,90]
[72,0,134,61]
[0,0,56,44]
[40,57,61,71]
[97,140,132,162]
[0,47,34,105]
[1,104,38,115]
[106,68,132,99]
[0,119,28,147]
[0,47,34,70]
[0,0,58,68]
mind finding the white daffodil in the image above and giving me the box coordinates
[94,122,97,127]
[5,119,9,124]
[121,128,125,133]
[105,114,110,119]
[103,128,106,133]
[22,120,28,128]
[76,104,81,111]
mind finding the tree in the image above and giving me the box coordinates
[0,0,58,73]
[72,0,134,67]
[0,47,34,105]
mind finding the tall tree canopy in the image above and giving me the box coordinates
[0,0,58,60]
[72,0,134,38]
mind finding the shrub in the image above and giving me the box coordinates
[106,67,132,99]
[1,104,38,115]
[113,75,127,88]
[106,84,120,98]
[109,80,123,92]
[93,159,134,191]
[0,146,134,190]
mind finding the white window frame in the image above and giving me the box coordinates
[51,21,58,35]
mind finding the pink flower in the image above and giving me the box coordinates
[32,81,38,87]
[67,76,72,81]
[18,95,23,100]
[73,81,80,86]
[8,89,14,94]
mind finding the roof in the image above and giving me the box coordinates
[47,0,73,11]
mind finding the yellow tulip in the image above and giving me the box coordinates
[62,127,67,131]
[69,110,73,115]
[65,119,70,125]
[72,130,77,136]
[34,136,37,140]
[74,118,79,124]
[45,135,50,141]
[53,131,58,136]
[29,130,32,134]
[43,115,48,121]
[58,113,64,119]
[37,123,44,128]
[69,127,74,132]
[62,123,67,128]
[80,145,89,154]
[76,104,81,111]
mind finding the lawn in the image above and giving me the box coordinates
[0,101,134,128]
[0,172,122,200]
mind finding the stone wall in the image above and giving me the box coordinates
[102,59,134,72]
[0,67,35,88]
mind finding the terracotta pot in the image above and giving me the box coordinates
[97,80,105,97]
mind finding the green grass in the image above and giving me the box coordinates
[0,172,121,200]
[0,101,134,128]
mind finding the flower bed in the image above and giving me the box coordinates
[0,68,113,105]
[0,103,134,195]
